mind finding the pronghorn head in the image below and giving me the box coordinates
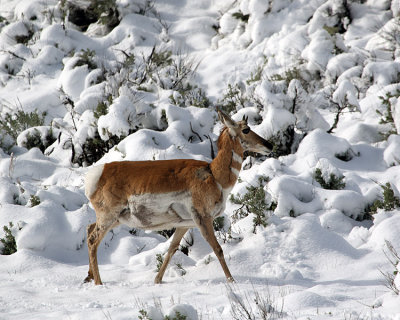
[218,110,273,155]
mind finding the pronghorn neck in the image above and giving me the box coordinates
[210,128,244,190]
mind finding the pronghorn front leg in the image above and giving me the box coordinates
[195,214,234,282]
[154,227,189,284]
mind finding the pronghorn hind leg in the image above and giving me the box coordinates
[196,215,234,282]
[85,219,120,285]
[84,222,97,283]
[154,227,189,284]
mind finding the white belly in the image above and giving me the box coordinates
[118,191,196,230]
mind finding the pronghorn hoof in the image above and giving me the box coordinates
[154,277,162,284]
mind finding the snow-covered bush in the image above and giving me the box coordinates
[326,80,361,133]
[61,0,120,34]
[0,109,48,151]
[314,158,346,190]
[377,89,400,139]
[47,42,211,166]
[314,167,345,190]
[219,83,251,115]
[17,126,57,153]
[217,73,329,157]
[230,177,276,233]
[369,182,400,214]
[138,303,198,320]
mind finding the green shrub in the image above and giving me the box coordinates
[75,49,97,70]
[91,0,119,28]
[73,131,125,166]
[0,110,46,142]
[14,22,34,44]
[151,50,198,92]
[175,263,186,276]
[169,84,211,109]
[370,182,400,214]
[93,94,113,119]
[314,168,346,190]
[138,309,152,320]
[138,48,173,87]
[270,67,303,87]
[128,46,198,92]
[21,127,56,153]
[230,177,276,233]
[150,49,173,69]
[29,195,40,207]
[155,253,164,272]
[158,228,175,239]
[246,55,267,85]
[322,25,345,54]
[232,11,250,22]
[219,83,247,114]
[376,90,400,139]
[138,309,188,320]
[323,25,340,36]
[213,216,225,231]
[335,149,356,162]
[164,311,187,320]
[65,0,119,32]
[0,222,17,255]
[267,125,295,157]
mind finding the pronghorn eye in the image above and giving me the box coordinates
[242,128,250,134]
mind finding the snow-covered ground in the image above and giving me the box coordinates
[1,0,400,319]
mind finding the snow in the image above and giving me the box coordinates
[1,0,400,319]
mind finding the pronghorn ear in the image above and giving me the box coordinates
[217,109,238,129]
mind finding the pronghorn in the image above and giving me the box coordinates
[84,110,273,285]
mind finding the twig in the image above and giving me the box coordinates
[9,153,16,179]
[189,122,203,142]
[0,50,26,61]
[113,48,131,59]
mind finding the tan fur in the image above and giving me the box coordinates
[84,110,272,285]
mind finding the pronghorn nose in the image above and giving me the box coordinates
[263,139,274,151]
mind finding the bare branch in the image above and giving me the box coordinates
[189,122,203,142]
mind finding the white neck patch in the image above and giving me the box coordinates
[231,167,240,177]
[232,151,243,164]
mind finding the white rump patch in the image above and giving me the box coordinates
[84,164,105,199]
